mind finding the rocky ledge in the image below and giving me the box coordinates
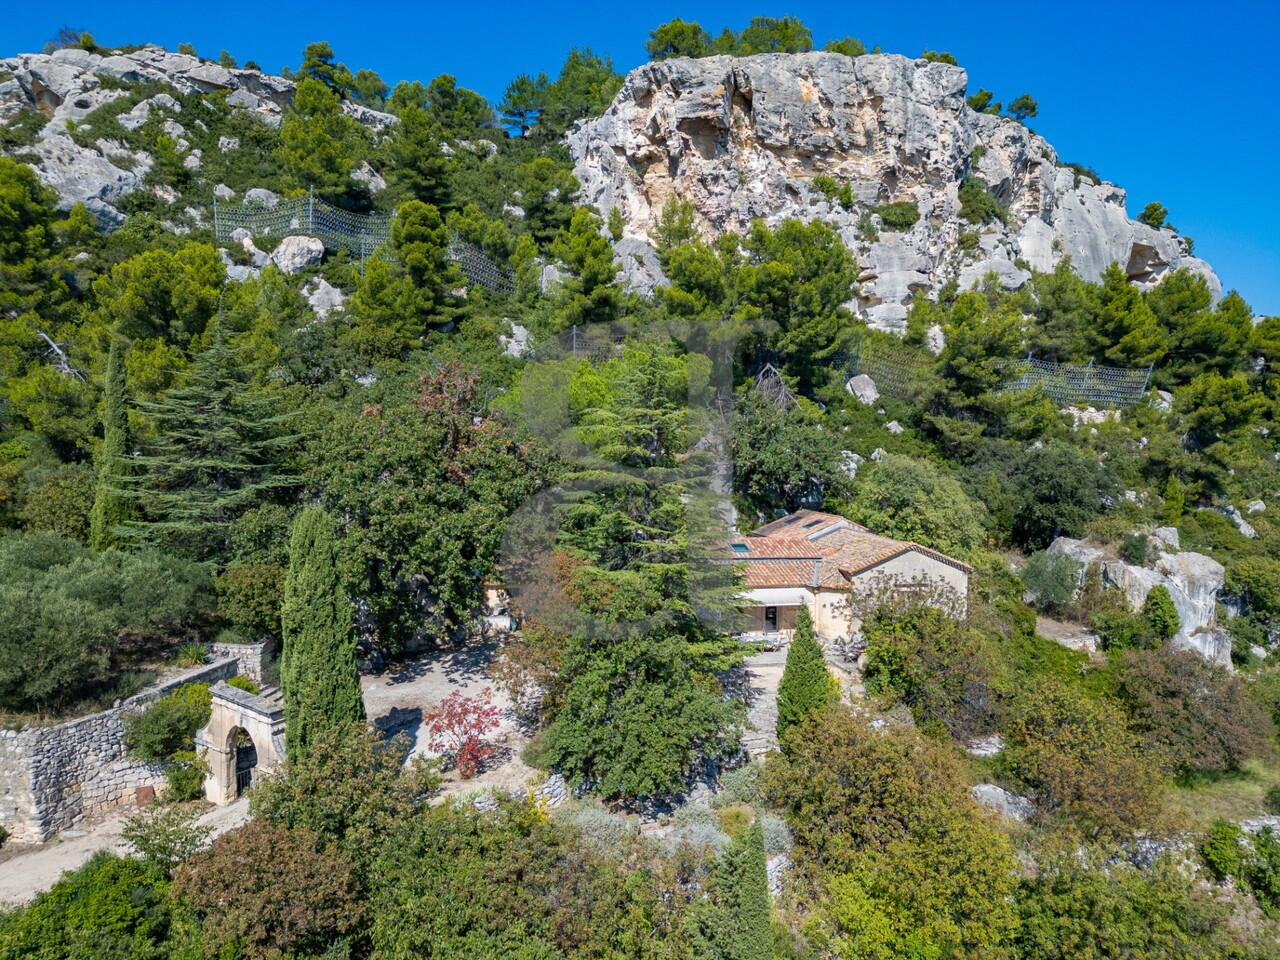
[569,52,1219,332]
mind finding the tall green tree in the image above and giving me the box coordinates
[276,78,368,197]
[498,73,547,136]
[88,336,135,549]
[124,334,298,559]
[776,606,834,744]
[687,820,772,960]
[646,19,712,59]
[281,507,365,763]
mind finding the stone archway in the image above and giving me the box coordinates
[195,681,286,805]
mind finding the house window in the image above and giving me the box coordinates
[730,543,750,554]
[764,606,778,632]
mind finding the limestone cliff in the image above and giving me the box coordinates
[569,52,1219,332]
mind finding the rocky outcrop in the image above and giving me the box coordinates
[1101,550,1229,666]
[21,134,149,226]
[270,236,325,274]
[971,783,1035,822]
[569,52,1219,333]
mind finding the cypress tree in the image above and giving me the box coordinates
[89,337,135,549]
[726,821,773,960]
[281,507,365,762]
[776,605,833,744]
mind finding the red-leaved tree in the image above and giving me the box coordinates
[425,688,503,778]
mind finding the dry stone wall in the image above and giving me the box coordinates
[208,639,272,686]
[0,658,236,844]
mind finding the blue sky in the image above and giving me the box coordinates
[6,1,1279,314]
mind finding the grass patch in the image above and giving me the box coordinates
[1167,759,1280,830]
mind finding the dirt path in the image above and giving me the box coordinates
[0,798,249,907]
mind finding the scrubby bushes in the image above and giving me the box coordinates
[122,682,212,761]
[1020,551,1081,615]
[0,532,213,714]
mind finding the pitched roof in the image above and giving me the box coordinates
[730,510,972,590]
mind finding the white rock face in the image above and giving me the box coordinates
[1101,550,1229,666]
[612,237,668,296]
[22,134,148,226]
[1216,504,1258,539]
[269,236,324,274]
[304,278,346,318]
[971,784,1035,821]
[569,52,1219,332]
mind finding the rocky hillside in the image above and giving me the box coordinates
[0,46,393,227]
[570,52,1220,332]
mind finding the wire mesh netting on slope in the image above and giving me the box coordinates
[994,356,1153,409]
[830,336,1152,410]
[213,193,513,293]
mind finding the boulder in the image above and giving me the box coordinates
[244,187,279,209]
[971,784,1035,822]
[241,236,269,268]
[964,735,1004,757]
[213,183,234,200]
[350,160,387,193]
[539,262,568,294]
[1045,537,1104,584]
[217,135,240,151]
[845,374,880,405]
[304,278,346,318]
[838,450,863,479]
[499,322,532,359]
[269,236,324,274]
[23,135,143,222]
[1248,500,1266,514]
[1216,504,1258,539]
[1152,526,1180,551]
[612,237,668,297]
[885,420,904,435]
[1100,550,1228,666]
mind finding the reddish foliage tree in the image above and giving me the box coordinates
[426,687,503,778]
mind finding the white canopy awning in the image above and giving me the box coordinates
[739,588,810,607]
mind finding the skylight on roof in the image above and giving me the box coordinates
[781,515,801,525]
[730,543,751,554]
[802,519,823,528]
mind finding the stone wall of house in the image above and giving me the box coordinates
[0,658,237,844]
[208,639,273,686]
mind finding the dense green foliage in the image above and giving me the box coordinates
[3,25,1280,960]
[775,607,834,743]
[280,507,365,761]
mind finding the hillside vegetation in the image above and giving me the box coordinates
[2,16,1280,960]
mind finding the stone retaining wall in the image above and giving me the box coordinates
[208,639,272,686]
[0,658,237,844]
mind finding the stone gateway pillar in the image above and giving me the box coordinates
[195,682,286,805]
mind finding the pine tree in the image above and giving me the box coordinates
[281,507,365,763]
[89,336,135,549]
[124,333,297,559]
[776,605,833,744]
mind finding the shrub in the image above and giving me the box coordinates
[873,200,920,231]
[1265,785,1280,815]
[123,683,212,761]
[227,675,260,695]
[1003,680,1164,840]
[0,532,213,714]
[1020,551,1080,615]
[0,853,173,957]
[1114,648,1274,775]
[173,821,366,960]
[958,176,1005,224]
[861,592,1002,740]
[714,761,763,807]
[164,750,207,802]
[425,687,503,778]
[123,804,212,877]
[215,560,285,639]
[1200,818,1245,880]
[1118,532,1148,565]
[1140,585,1180,642]
[173,641,207,667]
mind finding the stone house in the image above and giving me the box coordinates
[730,510,971,647]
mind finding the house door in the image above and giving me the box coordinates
[764,606,778,632]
